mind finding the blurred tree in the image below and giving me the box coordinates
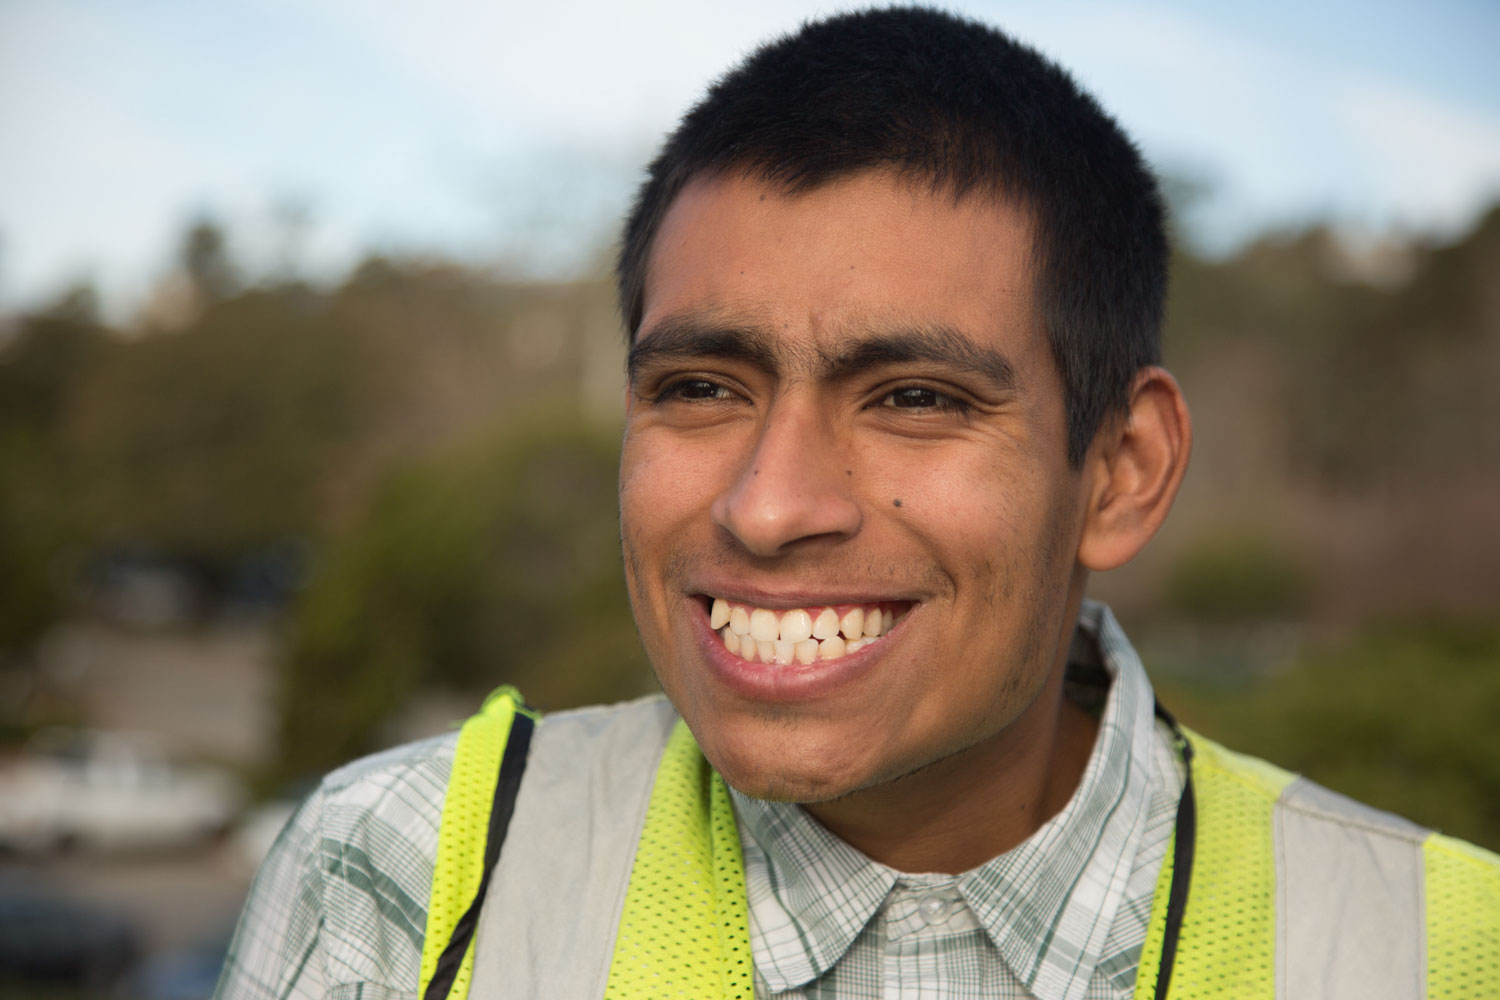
[63,286,368,562]
[269,197,313,282]
[1288,206,1500,487]
[0,292,109,658]
[1159,617,1500,851]
[1162,532,1312,623]
[181,217,239,306]
[275,413,650,781]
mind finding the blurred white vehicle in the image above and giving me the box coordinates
[0,728,246,853]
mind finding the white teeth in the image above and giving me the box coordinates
[729,606,752,636]
[839,607,864,640]
[778,609,813,643]
[750,609,779,642]
[812,607,839,640]
[713,598,905,667]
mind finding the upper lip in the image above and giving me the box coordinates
[691,582,920,609]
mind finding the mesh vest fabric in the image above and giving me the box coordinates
[1136,729,1294,1000]
[418,686,527,1000]
[1424,834,1500,999]
[603,719,754,1000]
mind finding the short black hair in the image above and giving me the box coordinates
[617,6,1168,465]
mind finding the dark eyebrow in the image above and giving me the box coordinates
[628,316,1018,392]
[627,318,779,384]
[824,326,1017,391]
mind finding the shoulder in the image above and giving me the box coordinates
[309,693,674,815]
[313,730,458,837]
[1174,730,1498,995]
[215,696,678,1000]
[1185,728,1499,930]
[1186,726,1500,865]
[305,694,676,854]
[1186,726,1438,849]
[215,733,459,1000]
[290,731,459,914]
[531,692,678,751]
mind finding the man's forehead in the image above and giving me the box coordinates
[638,168,1037,303]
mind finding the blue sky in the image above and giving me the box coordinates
[2,0,1498,317]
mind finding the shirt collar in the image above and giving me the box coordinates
[730,600,1168,1000]
[733,783,895,989]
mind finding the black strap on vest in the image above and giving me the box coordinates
[423,709,535,1000]
[1152,700,1197,1000]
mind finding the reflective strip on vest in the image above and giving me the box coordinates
[468,696,678,999]
[430,698,1500,999]
[1275,776,1427,1000]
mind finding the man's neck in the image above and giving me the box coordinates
[802,669,1099,875]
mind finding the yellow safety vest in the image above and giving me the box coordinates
[419,689,1500,999]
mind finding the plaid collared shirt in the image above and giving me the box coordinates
[732,601,1186,1000]
[214,602,1182,1000]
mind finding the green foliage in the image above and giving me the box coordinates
[1162,534,1313,623]
[63,289,368,559]
[0,308,109,654]
[1158,618,1500,851]
[1162,228,1384,360]
[1281,208,1500,487]
[0,434,65,655]
[275,413,651,780]
[0,223,621,670]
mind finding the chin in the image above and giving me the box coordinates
[718,763,856,805]
[694,714,886,804]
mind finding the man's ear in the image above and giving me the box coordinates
[1077,366,1192,572]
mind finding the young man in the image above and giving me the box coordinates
[216,9,1499,1000]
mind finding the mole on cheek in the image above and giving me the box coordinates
[892,499,903,508]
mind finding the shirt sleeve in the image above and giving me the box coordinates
[213,736,450,1000]
[214,789,335,1000]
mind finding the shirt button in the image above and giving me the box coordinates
[918,895,950,925]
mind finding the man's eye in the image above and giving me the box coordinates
[664,379,731,401]
[888,387,938,408]
[882,386,965,411]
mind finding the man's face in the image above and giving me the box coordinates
[619,169,1093,803]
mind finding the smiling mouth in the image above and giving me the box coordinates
[705,596,912,666]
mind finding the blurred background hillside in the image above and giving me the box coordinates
[1,1,1498,996]
[5,202,1498,799]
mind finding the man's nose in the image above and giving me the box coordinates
[711,397,863,557]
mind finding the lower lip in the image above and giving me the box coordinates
[693,605,902,703]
